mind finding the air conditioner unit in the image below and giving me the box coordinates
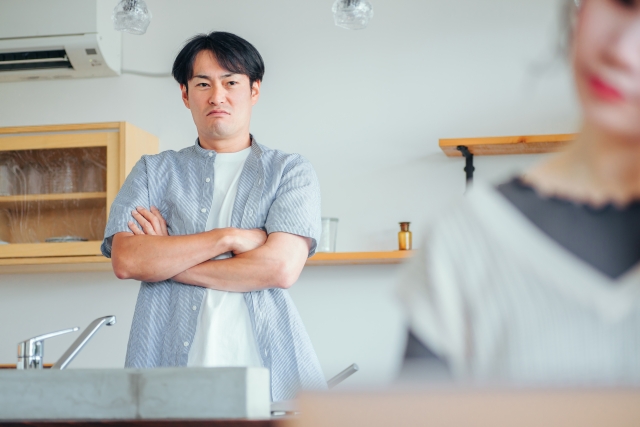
[0,0,121,82]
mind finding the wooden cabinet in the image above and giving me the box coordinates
[0,122,158,273]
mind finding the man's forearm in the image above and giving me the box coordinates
[173,255,284,292]
[111,229,233,282]
[173,233,310,292]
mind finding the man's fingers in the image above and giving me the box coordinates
[151,206,169,235]
[150,206,166,224]
[130,206,169,237]
[136,207,159,225]
[132,210,156,235]
[131,211,153,234]
[136,206,163,234]
[128,221,144,235]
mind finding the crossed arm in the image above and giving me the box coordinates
[111,206,311,291]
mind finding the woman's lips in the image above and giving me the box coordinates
[589,75,624,102]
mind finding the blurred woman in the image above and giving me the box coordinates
[399,0,640,383]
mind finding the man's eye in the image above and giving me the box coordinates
[228,81,238,86]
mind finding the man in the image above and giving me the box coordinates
[101,32,326,401]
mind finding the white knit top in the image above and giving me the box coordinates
[397,182,640,384]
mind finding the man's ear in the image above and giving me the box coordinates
[251,80,261,106]
[181,84,190,109]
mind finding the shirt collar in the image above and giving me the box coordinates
[193,135,263,159]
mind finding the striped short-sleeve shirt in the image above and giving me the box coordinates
[101,137,327,401]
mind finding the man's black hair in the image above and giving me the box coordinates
[172,31,265,90]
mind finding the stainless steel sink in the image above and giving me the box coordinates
[0,367,270,420]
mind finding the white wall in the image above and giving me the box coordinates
[0,0,578,386]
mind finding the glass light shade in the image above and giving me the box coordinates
[332,0,374,30]
[113,0,152,35]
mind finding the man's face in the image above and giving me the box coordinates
[181,50,260,144]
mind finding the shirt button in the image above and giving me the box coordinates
[257,179,262,185]
[192,305,197,311]
[184,341,189,347]
[206,178,211,183]
[208,152,213,157]
[201,208,207,213]
[248,209,254,215]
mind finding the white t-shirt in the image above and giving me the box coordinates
[187,147,263,368]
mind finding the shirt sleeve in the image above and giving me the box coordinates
[101,157,151,258]
[264,157,322,257]
[396,232,469,377]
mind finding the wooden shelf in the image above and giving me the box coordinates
[0,192,106,209]
[0,256,111,274]
[306,251,413,266]
[0,363,53,369]
[439,134,577,157]
[0,241,103,259]
[0,251,414,274]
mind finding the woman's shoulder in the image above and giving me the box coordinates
[425,182,507,241]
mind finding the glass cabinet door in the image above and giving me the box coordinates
[0,147,107,246]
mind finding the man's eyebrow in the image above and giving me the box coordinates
[192,73,239,80]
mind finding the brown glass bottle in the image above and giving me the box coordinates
[398,222,412,251]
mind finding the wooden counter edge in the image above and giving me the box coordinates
[0,420,279,427]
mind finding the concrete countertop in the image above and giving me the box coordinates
[0,368,271,421]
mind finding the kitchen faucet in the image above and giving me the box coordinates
[17,315,116,370]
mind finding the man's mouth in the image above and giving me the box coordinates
[207,109,230,116]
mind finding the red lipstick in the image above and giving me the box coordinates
[589,76,624,102]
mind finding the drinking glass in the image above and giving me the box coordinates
[0,157,12,196]
[80,161,105,192]
[317,217,339,253]
[51,157,78,193]
[25,164,44,194]
[0,156,26,196]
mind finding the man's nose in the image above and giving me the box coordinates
[208,83,226,105]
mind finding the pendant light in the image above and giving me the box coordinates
[332,0,374,30]
[113,0,152,35]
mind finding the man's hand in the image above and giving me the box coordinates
[128,205,266,254]
[229,228,267,254]
[113,205,236,282]
[129,206,168,236]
